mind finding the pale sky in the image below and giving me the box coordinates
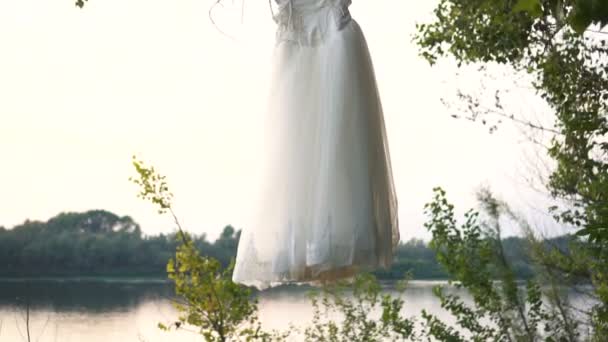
[0,0,562,241]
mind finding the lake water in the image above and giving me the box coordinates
[0,278,594,342]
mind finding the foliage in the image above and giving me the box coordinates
[415,0,608,244]
[514,0,608,33]
[0,210,160,276]
[301,274,417,342]
[130,157,280,342]
[559,0,608,33]
[375,238,449,280]
[161,243,271,341]
[0,212,239,276]
[416,0,608,335]
[421,188,584,341]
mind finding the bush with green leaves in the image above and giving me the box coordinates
[303,274,416,341]
[421,188,585,341]
[131,157,282,342]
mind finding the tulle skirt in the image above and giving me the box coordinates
[232,16,399,289]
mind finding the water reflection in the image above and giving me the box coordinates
[0,278,173,313]
[0,279,591,342]
[1,279,456,341]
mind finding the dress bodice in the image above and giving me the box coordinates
[274,0,351,11]
[273,0,353,45]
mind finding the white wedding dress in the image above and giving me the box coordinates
[232,0,399,289]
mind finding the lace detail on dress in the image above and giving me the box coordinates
[273,0,352,46]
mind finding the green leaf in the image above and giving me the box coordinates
[569,11,594,34]
[513,0,543,17]
[568,0,598,33]
[596,0,608,28]
[574,227,591,237]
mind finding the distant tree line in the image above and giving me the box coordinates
[377,235,570,280]
[0,210,238,277]
[0,210,568,279]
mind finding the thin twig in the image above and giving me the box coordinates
[565,302,594,318]
[169,208,189,246]
[174,325,201,334]
[495,222,534,340]
[26,293,31,342]
[477,105,562,135]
